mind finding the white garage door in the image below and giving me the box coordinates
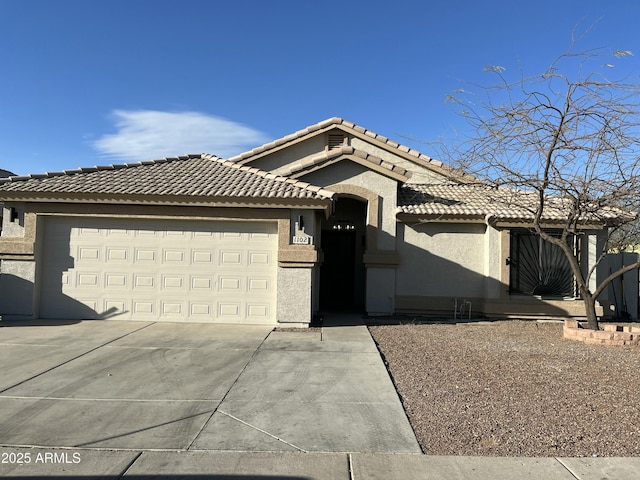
[39,216,278,324]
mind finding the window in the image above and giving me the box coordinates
[509,229,577,297]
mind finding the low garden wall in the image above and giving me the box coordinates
[563,320,640,346]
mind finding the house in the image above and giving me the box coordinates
[0,118,615,325]
[0,169,16,236]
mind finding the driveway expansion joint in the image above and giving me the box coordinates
[186,328,272,450]
[218,410,308,453]
[119,450,143,478]
[555,457,582,480]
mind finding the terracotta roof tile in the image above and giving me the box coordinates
[228,117,447,173]
[0,154,335,202]
[271,147,410,181]
[398,184,623,224]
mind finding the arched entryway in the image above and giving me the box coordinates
[319,196,367,311]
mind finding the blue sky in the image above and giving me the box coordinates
[1,0,638,175]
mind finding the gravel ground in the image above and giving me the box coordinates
[368,320,640,457]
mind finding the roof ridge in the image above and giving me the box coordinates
[0,154,202,183]
[201,153,335,199]
[228,117,445,170]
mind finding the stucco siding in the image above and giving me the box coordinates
[397,223,486,298]
[0,259,35,318]
[277,266,312,324]
[300,162,398,251]
[350,137,448,184]
[484,224,502,299]
[247,136,327,173]
[1,204,25,237]
[367,267,396,315]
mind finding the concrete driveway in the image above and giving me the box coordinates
[0,318,420,453]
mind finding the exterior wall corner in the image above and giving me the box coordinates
[276,266,312,324]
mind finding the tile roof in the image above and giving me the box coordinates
[398,184,624,224]
[0,169,15,178]
[0,154,335,202]
[272,145,411,181]
[229,117,454,175]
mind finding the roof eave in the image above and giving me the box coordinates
[231,120,342,165]
[0,192,333,212]
[286,152,410,183]
[397,212,610,230]
[230,117,467,182]
[336,124,463,181]
[396,213,487,224]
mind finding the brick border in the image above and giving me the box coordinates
[564,320,640,345]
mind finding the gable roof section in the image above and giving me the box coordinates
[229,117,462,181]
[272,145,411,182]
[0,169,16,178]
[0,154,334,207]
[398,184,624,226]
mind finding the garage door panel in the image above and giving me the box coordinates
[132,300,154,315]
[78,247,100,261]
[191,276,213,289]
[161,301,183,315]
[106,247,129,262]
[163,249,185,263]
[218,276,241,292]
[79,227,101,236]
[135,249,156,262]
[39,217,277,323]
[248,251,272,267]
[105,273,128,288]
[192,250,213,264]
[77,272,100,287]
[247,303,270,319]
[161,275,186,291]
[133,274,155,288]
[190,303,212,316]
[220,251,242,266]
[105,299,127,312]
[247,277,272,294]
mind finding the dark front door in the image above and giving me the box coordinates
[319,229,356,310]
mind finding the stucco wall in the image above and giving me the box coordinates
[277,266,312,324]
[300,161,398,251]
[247,136,327,173]
[396,222,486,298]
[0,259,36,318]
[289,209,316,246]
[1,205,25,237]
[484,224,502,299]
[367,267,396,315]
[350,137,448,184]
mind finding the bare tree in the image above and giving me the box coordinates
[442,38,640,330]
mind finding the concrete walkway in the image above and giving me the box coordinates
[191,315,420,453]
[2,447,639,479]
[1,316,639,478]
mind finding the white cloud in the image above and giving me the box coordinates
[93,110,269,160]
